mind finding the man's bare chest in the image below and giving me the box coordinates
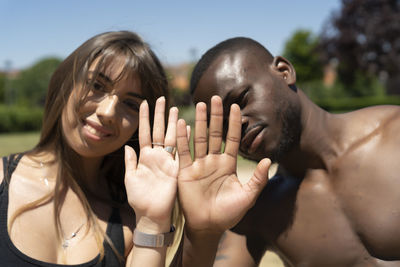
[274,156,400,266]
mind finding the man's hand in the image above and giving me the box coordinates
[177,95,271,234]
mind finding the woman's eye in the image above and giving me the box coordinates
[87,79,106,93]
[124,100,140,111]
[92,81,106,92]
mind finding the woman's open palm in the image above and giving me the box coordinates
[125,97,179,226]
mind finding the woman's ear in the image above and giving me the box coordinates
[271,56,296,85]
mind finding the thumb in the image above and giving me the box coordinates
[243,158,271,202]
[124,145,138,175]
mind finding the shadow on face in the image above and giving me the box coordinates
[192,48,301,163]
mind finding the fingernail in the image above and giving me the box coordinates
[125,145,132,159]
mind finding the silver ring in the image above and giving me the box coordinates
[152,142,164,147]
[164,146,175,154]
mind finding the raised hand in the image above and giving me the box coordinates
[176,95,271,234]
[124,97,178,232]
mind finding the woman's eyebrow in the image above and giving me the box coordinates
[88,71,112,83]
[88,71,144,99]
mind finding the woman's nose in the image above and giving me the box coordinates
[97,95,118,122]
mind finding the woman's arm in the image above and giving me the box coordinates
[126,219,171,267]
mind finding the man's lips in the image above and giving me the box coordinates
[240,123,266,154]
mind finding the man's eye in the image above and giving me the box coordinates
[238,88,250,109]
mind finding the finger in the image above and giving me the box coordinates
[224,104,242,158]
[177,119,193,169]
[164,106,178,149]
[186,125,191,142]
[243,158,271,203]
[194,102,208,159]
[175,125,191,164]
[208,96,223,154]
[152,96,166,148]
[124,145,138,175]
[139,100,151,149]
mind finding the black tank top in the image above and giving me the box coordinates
[0,154,125,267]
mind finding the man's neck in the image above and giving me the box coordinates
[279,90,344,178]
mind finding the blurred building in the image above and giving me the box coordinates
[165,63,192,91]
[323,59,338,87]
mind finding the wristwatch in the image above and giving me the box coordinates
[133,226,175,247]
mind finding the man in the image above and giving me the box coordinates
[175,37,400,267]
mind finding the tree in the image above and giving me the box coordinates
[0,72,5,103]
[13,57,62,107]
[319,0,400,95]
[282,29,324,84]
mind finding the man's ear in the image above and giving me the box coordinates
[271,56,296,85]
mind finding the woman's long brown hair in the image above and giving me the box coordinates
[8,31,182,264]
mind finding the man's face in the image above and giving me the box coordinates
[193,49,301,162]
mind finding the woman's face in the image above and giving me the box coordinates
[62,58,143,158]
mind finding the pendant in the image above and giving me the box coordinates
[62,240,69,249]
[61,223,85,249]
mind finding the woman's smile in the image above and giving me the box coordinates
[82,119,114,141]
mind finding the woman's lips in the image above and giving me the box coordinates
[82,119,113,140]
[240,124,265,154]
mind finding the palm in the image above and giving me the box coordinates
[179,154,255,231]
[177,96,271,233]
[126,146,178,221]
[124,97,179,222]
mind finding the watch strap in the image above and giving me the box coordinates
[133,226,175,247]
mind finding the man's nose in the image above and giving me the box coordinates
[97,95,118,122]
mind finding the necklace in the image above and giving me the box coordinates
[62,222,86,249]
[39,161,86,249]
[39,161,50,186]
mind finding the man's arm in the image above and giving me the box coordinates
[176,230,255,267]
[213,231,256,267]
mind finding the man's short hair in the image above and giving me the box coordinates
[190,37,272,95]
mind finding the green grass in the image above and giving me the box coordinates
[0,132,40,157]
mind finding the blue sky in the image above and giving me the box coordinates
[0,0,341,70]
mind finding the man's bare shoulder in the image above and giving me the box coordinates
[338,105,400,140]
[345,105,400,124]
[373,105,400,141]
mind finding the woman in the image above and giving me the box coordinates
[0,31,182,266]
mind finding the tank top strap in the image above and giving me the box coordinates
[102,207,125,266]
[2,154,23,186]
[2,157,7,179]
